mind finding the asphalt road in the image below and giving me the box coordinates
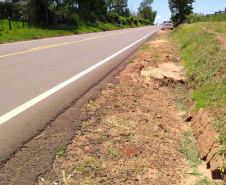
[0,26,160,162]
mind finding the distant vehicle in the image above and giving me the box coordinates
[162,20,173,30]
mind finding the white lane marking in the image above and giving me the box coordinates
[0,28,159,125]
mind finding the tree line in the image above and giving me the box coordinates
[0,0,157,26]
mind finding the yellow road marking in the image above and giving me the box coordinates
[0,27,147,58]
[29,42,68,51]
[83,36,101,40]
[0,51,31,58]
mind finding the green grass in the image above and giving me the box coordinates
[186,13,226,24]
[186,170,216,185]
[172,83,191,112]
[108,149,119,157]
[74,157,104,175]
[194,176,213,185]
[88,100,96,107]
[56,146,66,157]
[196,22,226,37]
[172,23,226,111]
[192,80,226,111]
[172,22,226,157]
[0,19,146,44]
[140,43,150,50]
[180,131,201,168]
[0,18,33,31]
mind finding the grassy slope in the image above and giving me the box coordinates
[0,19,144,44]
[172,22,226,152]
[187,13,226,24]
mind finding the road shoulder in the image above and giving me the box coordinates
[35,31,193,184]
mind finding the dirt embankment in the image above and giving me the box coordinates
[35,31,217,185]
[190,106,225,181]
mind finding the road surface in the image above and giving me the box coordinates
[0,26,160,163]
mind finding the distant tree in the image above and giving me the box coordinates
[124,7,130,17]
[112,0,129,16]
[168,0,195,22]
[138,0,153,10]
[138,0,156,23]
[106,0,114,12]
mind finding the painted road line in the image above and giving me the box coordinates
[0,29,159,125]
[29,42,68,51]
[0,27,147,58]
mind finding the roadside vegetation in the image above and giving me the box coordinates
[0,18,146,44]
[172,22,226,166]
[0,0,156,43]
[168,0,226,180]
[186,13,226,24]
[180,131,201,168]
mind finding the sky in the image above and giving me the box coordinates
[128,0,226,24]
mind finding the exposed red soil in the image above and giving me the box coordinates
[36,31,194,185]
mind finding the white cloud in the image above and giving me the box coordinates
[156,16,162,19]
